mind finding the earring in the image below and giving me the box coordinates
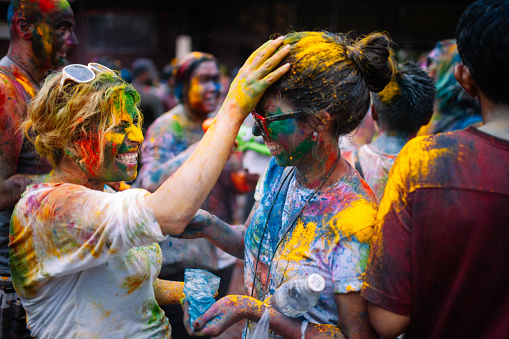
[312,131,318,139]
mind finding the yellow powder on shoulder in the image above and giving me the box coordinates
[328,199,377,243]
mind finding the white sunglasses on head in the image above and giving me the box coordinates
[59,62,117,89]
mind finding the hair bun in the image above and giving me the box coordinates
[34,135,52,157]
[347,33,395,92]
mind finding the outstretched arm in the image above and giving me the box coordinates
[183,292,376,339]
[153,279,185,305]
[145,37,290,236]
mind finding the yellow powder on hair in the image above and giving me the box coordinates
[377,77,401,104]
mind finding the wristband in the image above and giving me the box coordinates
[301,319,308,339]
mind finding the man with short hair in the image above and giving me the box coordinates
[345,61,435,200]
[362,1,509,338]
[131,57,164,132]
[0,0,77,336]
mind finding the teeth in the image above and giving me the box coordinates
[117,152,138,164]
[266,143,282,153]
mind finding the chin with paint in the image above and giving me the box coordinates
[8,35,290,339]
[178,31,395,338]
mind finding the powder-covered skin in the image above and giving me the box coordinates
[9,184,171,338]
[244,157,377,338]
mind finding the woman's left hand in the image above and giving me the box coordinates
[182,295,258,337]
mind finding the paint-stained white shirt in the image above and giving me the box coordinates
[10,183,170,338]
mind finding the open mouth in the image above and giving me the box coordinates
[116,151,138,165]
[265,141,283,156]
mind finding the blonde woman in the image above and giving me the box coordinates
[9,37,290,338]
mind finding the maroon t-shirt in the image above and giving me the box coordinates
[362,127,509,338]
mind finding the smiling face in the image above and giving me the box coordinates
[186,60,221,118]
[32,0,77,69]
[256,95,315,167]
[75,91,144,183]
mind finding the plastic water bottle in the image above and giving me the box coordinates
[271,273,325,318]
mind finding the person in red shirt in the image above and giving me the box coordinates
[361,0,509,338]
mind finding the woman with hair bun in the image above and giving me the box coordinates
[178,31,395,338]
[9,37,290,338]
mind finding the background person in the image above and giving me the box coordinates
[131,57,164,132]
[344,61,436,200]
[0,0,77,336]
[417,39,482,135]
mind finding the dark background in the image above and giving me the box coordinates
[0,0,475,77]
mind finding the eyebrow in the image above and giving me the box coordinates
[53,18,73,28]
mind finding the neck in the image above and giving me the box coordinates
[294,139,347,190]
[6,44,47,85]
[477,93,509,141]
[183,102,209,124]
[370,130,415,155]
[46,157,104,191]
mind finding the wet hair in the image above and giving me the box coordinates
[23,69,141,167]
[261,31,395,139]
[371,61,436,134]
[456,0,509,105]
[174,51,219,102]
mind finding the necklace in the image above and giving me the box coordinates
[250,155,341,299]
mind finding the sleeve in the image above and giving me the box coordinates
[361,140,418,316]
[29,185,167,278]
[329,199,376,294]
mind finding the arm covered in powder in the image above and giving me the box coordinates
[153,279,185,305]
[176,207,254,259]
[183,294,370,338]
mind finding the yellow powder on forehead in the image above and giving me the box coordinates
[328,199,376,243]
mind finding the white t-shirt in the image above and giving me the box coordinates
[10,183,169,338]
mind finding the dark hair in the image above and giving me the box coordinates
[456,0,509,105]
[174,52,218,101]
[371,61,435,134]
[131,58,156,79]
[261,31,395,138]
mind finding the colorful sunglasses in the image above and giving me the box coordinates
[251,110,306,137]
[59,62,117,89]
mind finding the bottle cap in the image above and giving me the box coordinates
[307,274,325,292]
